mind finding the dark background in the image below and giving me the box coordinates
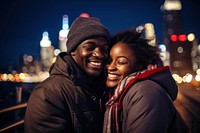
[0,0,199,70]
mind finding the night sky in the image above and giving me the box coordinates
[0,0,199,71]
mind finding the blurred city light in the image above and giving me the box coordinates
[187,33,195,42]
[159,44,167,52]
[170,34,178,42]
[40,31,51,47]
[163,0,182,10]
[195,75,200,81]
[54,49,61,56]
[178,34,187,42]
[79,13,90,18]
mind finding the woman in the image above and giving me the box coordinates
[103,28,180,133]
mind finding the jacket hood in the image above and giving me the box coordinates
[49,52,71,78]
[149,67,178,101]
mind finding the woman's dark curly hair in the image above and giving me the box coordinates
[111,27,163,71]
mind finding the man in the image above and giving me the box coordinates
[24,16,111,133]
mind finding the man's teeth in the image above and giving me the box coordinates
[90,61,102,66]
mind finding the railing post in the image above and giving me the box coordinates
[0,82,39,132]
[16,86,22,104]
[15,86,23,132]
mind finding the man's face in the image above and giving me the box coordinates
[71,37,109,77]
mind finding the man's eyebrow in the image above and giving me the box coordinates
[82,40,96,45]
[83,40,96,44]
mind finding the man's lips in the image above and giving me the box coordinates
[90,61,102,66]
[89,60,103,69]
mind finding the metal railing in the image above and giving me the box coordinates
[0,103,27,132]
[0,103,27,114]
[0,82,38,132]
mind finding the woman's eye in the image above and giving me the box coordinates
[117,61,127,65]
[117,62,125,65]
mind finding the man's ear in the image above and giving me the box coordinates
[70,52,75,56]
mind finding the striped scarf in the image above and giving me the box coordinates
[103,66,169,133]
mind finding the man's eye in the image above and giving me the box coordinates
[83,45,95,51]
[87,47,94,51]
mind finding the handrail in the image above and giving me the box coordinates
[0,81,37,132]
[0,103,27,114]
[0,103,27,132]
[0,119,24,132]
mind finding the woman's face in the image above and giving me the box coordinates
[106,42,137,88]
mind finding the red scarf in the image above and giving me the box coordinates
[103,66,170,133]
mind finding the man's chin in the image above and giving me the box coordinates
[86,69,102,77]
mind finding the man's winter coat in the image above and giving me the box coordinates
[24,52,105,133]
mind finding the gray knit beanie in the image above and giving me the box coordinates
[66,17,111,53]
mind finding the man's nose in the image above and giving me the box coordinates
[92,48,104,58]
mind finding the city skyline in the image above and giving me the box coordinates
[0,0,199,71]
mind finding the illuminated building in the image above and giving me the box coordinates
[144,23,156,46]
[161,0,193,76]
[190,34,200,71]
[159,44,170,66]
[21,54,35,74]
[40,31,54,72]
[59,15,69,52]
[161,0,183,44]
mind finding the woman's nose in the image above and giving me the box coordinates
[107,61,116,71]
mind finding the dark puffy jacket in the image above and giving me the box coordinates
[24,52,105,133]
[121,69,180,133]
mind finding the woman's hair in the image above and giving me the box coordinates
[111,27,163,71]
